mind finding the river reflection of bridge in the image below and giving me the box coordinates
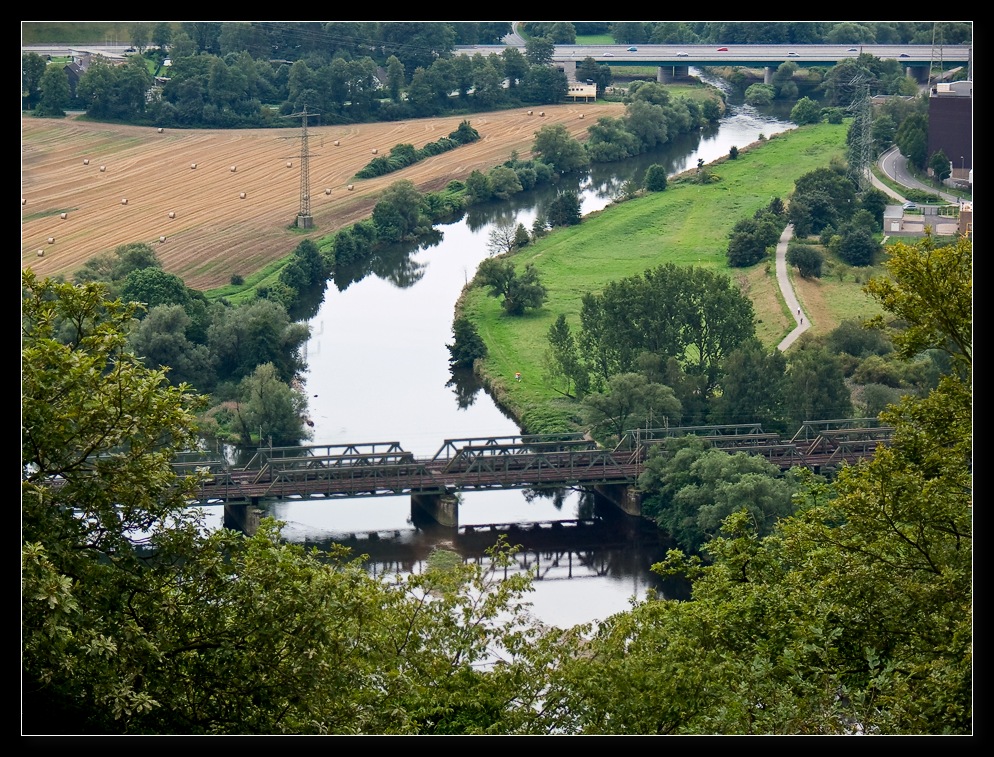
[296,507,691,599]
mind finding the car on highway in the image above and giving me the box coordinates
[788,51,799,56]
[603,52,614,57]
[899,53,910,58]
[716,47,729,51]
[848,47,858,52]
[676,51,689,57]
[627,46,638,51]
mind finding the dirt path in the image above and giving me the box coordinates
[22,103,625,290]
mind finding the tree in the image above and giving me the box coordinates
[120,267,190,314]
[35,64,70,118]
[790,96,822,125]
[235,362,308,446]
[928,149,952,183]
[524,35,555,66]
[830,226,879,267]
[644,164,668,192]
[447,316,487,369]
[532,124,589,174]
[207,298,309,385]
[709,339,787,431]
[782,345,854,428]
[543,314,589,399]
[129,304,216,391]
[486,221,518,256]
[785,241,824,278]
[475,259,547,316]
[372,179,425,243]
[895,111,928,170]
[581,372,682,444]
[726,212,781,267]
[545,191,582,227]
[22,52,47,109]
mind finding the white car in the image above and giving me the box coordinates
[676,52,689,57]
[603,52,614,57]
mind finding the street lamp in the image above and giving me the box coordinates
[961,155,965,171]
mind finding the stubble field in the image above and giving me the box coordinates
[21,102,624,291]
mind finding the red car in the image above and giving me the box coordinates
[717,47,729,51]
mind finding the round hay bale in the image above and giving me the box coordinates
[371,148,378,154]
[157,127,163,133]
[121,198,128,205]
[47,237,55,244]
[579,113,585,118]
[99,165,106,172]
[539,111,545,117]
[527,110,533,115]
[83,159,90,165]
[37,250,44,257]
[286,161,292,168]
[334,140,340,146]
[60,212,67,219]
[22,198,26,205]
[159,236,166,243]
[230,165,237,172]
[168,211,176,219]
[324,188,332,195]
[239,192,246,199]
[191,163,197,169]
[347,184,354,191]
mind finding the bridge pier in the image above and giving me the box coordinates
[593,483,642,517]
[764,66,773,84]
[657,65,691,83]
[411,490,459,528]
[223,500,262,535]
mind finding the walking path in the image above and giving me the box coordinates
[775,223,807,351]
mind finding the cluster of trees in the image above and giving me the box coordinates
[355,121,479,179]
[21,228,971,733]
[67,243,314,446]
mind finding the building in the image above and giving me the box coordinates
[928,80,972,188]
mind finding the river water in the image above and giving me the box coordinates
[205,83,798,630]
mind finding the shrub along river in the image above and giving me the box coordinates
[207,82,799,629]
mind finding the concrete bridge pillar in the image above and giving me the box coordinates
[561,59,577,81]
[764,66,773,84]
[592,483,642,517]
[223,500,262,535]
[411,491,459,528]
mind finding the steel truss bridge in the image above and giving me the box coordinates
[176,418,893,507]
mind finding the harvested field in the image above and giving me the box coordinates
[21,103,625,291]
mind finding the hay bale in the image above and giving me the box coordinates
[121,198,128,205]
[60,212,67,219]
[527,110,533,115]
[347,184,354,191]
[37,250,44,257]
[325,188,332,195]
[47,237,55,244]
[168,211,176,219]
[371,148,378,154]
[99,165,106,172]
[240,192,246,199]
[83,159,90,165]
[539,111,545,117]
[230,165,237,172]
[286,161,292,168]
[159,236,166,243]
[579,113,585,118]
[334,140,340,146]
[191,163,197,169]
[22,198,26,205]
[157,127,163,133]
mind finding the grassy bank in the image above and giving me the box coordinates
[458,120,887,433]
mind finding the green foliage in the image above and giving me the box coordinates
[790,96,822,125]
[582,372,682,444]
[476,258,548,316]
[447,316,487,369]
[532,123,589,174]
[744,83,775,106]
[726,209,781,267]
[644,163,668,191]
[236,362,309,445]
[786,241,824,278]
[545,191,582,227]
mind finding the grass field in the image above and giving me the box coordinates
[457,121,890,431]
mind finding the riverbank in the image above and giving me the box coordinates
[458,120,886,434]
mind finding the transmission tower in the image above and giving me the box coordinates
[281,106,320,229]
[845,74,873,193]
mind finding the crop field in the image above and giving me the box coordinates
[21,103,625,291]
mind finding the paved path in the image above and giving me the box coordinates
[775,223,807,351]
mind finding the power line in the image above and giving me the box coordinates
[281,106,320,229]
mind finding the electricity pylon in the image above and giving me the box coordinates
[845,74,873,193]
[281,106,320,229]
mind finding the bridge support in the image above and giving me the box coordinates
[657,65,691,83]
[592,483,642,517]
[411,491,459,528]
[223,500,262,535]
[764,66,774,84]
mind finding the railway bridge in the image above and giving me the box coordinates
[175,419,893,531]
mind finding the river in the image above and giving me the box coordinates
[204,81,799,630]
